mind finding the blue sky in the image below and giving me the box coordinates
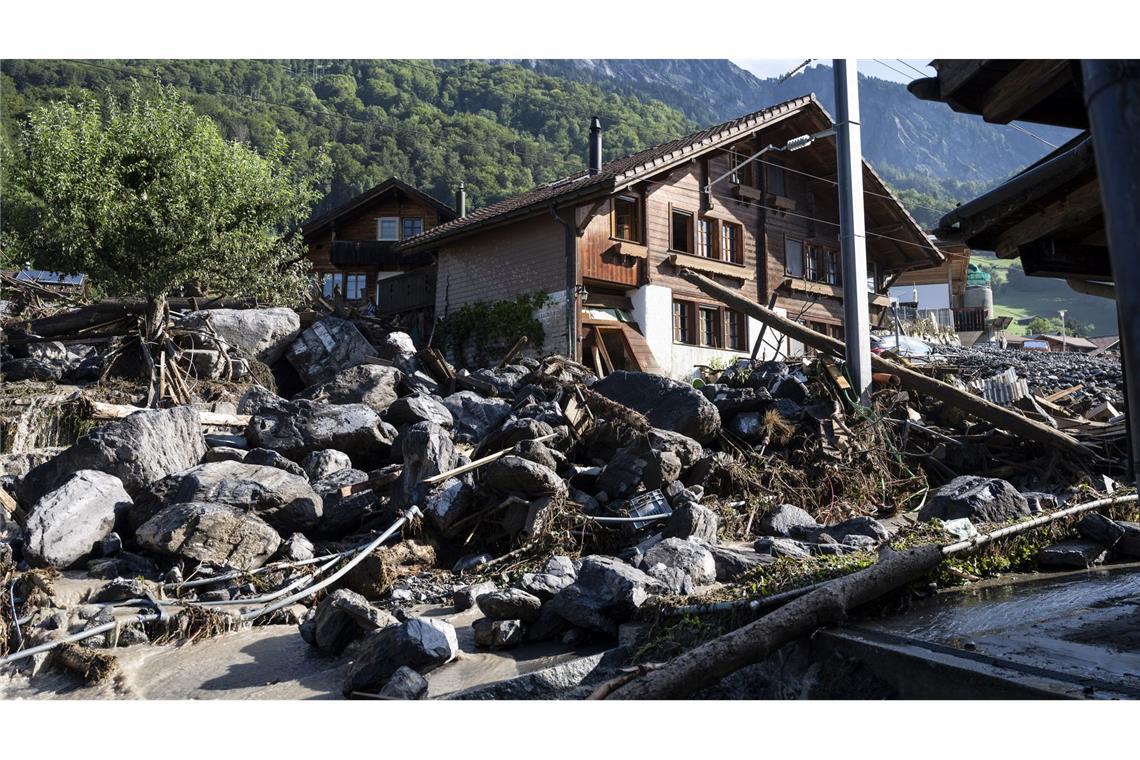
[731,59,935,84]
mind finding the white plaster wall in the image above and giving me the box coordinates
[629,284,674,372]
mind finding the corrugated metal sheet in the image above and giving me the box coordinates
[14,269,86,285]
[970,367,1030,406]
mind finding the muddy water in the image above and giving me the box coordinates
[0,599,598,700]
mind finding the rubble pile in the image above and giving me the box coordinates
[0,294,1133,698]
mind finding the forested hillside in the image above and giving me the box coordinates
[1,59,693,217]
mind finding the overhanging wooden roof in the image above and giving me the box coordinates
[891,241,971,295]
[302,177,457,241]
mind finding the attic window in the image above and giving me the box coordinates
[377,217,399,241]
[612,195,643,243]
[767,161,787,197]
[402,217,423,239]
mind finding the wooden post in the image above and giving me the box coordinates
[674,267,1093,460]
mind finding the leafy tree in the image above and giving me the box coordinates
[4,81,327,305]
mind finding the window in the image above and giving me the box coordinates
[725,310,745,350]
[321,273,340,299]
[697,218,715,258]
[767,162,786,197]
[673,301,691,344]
[867,262,880,292]
[671,209,694,253]
[612,195,643,243]
[729,149,752,186]
[830,324,845,341]
[377,217,399,241]
[402,217,423,240]
[721,222,742,264]
[785,237,804,278]
[699,306,721,348]
[805,246,821,281]
[824,250,840,285]
[345,273,367,301]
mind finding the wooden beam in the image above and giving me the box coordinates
[88,401,250,428]
[667,253,750,281]
[675,267,1094,460]
[993,180,1103,258]
[981,60,1073,124]
[1018,238,1113,281]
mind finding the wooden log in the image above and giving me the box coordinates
[53,642,119,684]
[496,335,529,369]
[88,401,250,428]
[606,545,944,699]
[420,433,557,487]
[674,267,1093,460]
[338,467,404,498]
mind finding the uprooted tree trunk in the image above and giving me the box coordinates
[606,544,944,700]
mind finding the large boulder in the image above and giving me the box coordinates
[246,399,397,468]
[546,555,666,636]
[481,456,566,500]
[476,588,543,623]
[136,501,281,570]
[299,364,403,415]
[18,406,205,507]
[306,589,398,654]
[181,307,300,365]
[664,502,719,543]
[593,371,721,444]
[398,422,458,508]
[378,666,429,700]
[643,537,717,587]
[302,449,354,482]
[441,391,512,443]
[343,617,459,695]
[386,395,454,429]
[287,317,378,387]
[918,476,1031,524]
[757,504,820,538]
[129,461,322,535]
[24,470,132,568]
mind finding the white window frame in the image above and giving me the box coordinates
[377,217,400,241]
[345,272,367,301]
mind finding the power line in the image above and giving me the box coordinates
[1005,121,1058,149]
[779,59,814,84]
[872,59,917,82]
[896,59,932,78]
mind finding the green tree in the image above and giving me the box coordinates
[4,81,327,305]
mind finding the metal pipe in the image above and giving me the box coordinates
[1083,59,1140,484]
[834,59,873,404]
[588,117,603,175]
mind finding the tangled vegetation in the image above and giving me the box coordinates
[438,292,551,366]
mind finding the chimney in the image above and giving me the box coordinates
[588,117,602,175]
[455,182,467,218]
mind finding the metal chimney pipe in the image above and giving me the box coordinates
[588,117,602,175]
[455,182,467,218]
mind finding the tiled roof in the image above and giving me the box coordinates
[401,95,820,250]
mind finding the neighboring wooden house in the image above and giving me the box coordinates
[1034,333,1099,353]
[402,95,941,379]
[302,177,457,337]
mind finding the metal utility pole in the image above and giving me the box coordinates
[834,59,872,404]
[1058,309,1068,352]
[1083,59,1140,483]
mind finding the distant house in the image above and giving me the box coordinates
[302,177,457,336]
[1034,333,1099,353]
[401,95,941,379]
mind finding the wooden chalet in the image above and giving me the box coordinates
[402,95,941,379]
[302,177,457,339]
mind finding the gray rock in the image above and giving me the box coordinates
[376,332,418,370]
[441,391,512,443]
[453,581,497,612]
[279,533,314,562]
[482,455,566,501]
[699,541,774,581]
[524,603,573,642]
[595,448,653,501]
[647,564,694,595]
[386,395,453,429]
[593,371,721,444]
[301,449,354,481]
[236,386,289,416]
[477,588,543,623]
[136,501,281,570]
[664,502,719,542]
[398,422,458,507]
[1038,540,1107,569]
[91,577,152,603]
[546,555,666,635]
[246,399,397,468]
[286,317,378,387]
[343,617,458,695]
[311,589,398,654]
[243,448,307,478]
[1077,512,1126,549]
[543,555,577,579]
[473,618,525,649]
[821,516,888,544]
[378,665,428,700]
[643,537,716,587]
[300,364,404,415]
[18,406,205,506]
[919,476,1031,524]
[24,471,131,568]
[2,357,62,381]
[1114,522,1140,558]
[424,477,473,537]
[131,460,322,535]
[182,307,300,365]
[517,570,575,601]
[753,536,812,559]
[512,439,563,472]
[310,468,374,537]
[647,429,704,470]
[203,446,248,464]
[757,504,820,538]
[1021,491,1060,514]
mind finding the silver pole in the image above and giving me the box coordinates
[834,59,872,403]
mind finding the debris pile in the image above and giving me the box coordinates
[0,293,1133,698]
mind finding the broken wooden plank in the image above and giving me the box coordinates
[495,336,529,369]
[1044,383,1085,404]
[338,467,404,498]
[88,401,250,428]
[421,433,557,488]
[675,267,1094,461]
